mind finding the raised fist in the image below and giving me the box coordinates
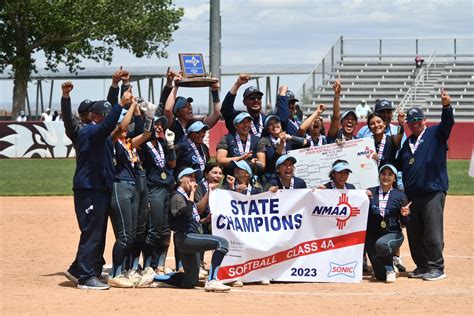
[61,81,74,95]
[440,88,451,107]
[237,74,250,85]
[333,80,341,95]
[165,130,175,146]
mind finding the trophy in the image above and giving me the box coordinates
[176,53,218,87]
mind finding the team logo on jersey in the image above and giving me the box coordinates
[311,193,360,229]
[327,261,358,278]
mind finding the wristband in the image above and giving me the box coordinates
[211,90,220,103]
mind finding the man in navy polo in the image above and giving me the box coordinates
[221,74,289,136]
[397,89,454,281]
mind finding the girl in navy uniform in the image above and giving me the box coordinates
[216,112,266,178]
[267,155,307,191]
[320,160,356,189]
[326,80,358,144]
[141,116,177,276]
[297,104,328,147]
[260,115,307,184]
[222,160,263,196]
[165,168,230,292]
[367,112,405,167]
[366,164,410,282]
[175,120,210,173]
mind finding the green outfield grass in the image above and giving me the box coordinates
[0,159,472,196]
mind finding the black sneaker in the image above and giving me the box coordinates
[77,277,110,290]
[64,270,79,285]
[407,268,428,279]
[393,256,406,273]
[422,270,446,281]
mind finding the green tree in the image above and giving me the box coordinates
[0,0,184,118]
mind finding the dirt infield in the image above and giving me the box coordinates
[0,196,473,315]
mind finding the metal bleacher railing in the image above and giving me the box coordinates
[297,37,474,121]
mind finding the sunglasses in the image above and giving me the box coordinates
[248,96,262,101]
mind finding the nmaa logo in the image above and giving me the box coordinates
[327,261,358,278]
[312,193,360,229]
[356,145,375,159]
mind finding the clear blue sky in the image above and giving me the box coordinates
[0,0,473,114]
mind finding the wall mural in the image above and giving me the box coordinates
[0,122,75,158]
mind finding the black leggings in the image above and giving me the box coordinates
[174,232,228,288]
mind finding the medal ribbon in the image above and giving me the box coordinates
[250,114,263,137]
[279,177,294,189]
[187,138,206,171]
[374,133,387,166]
[409,126,427,154]
[146,141,165,168]
[235,133,251,156]
[118,139,138,167]
[331,181,346,189]
[177,187,200,223]
[378,188,392,217]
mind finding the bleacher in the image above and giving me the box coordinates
[303,58,473,121]
[298,39,474,121]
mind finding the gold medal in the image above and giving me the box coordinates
[409,157,415,165]
[161,172,167,180]
[380,220,387,229]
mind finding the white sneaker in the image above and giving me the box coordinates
[386,271,396,283]
[108,275,135,288]
[204,279,231,292]
[227,280,244,287]
[127,269,142,285]
[136,267,156,288]
[259,280,270,285]
[200,268,209,277]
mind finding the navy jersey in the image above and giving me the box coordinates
[267,176,307,189]
[327,129,358,144]
[285,118,302,136]
[217,133,265,176]
[373,134,398,167]
[175,139,210,174]
[367,186,408,234]
[323,182,356,189]
[73,104,122,192]
[169,118,188,145]
[397,107,454,197]
[221,92,289,136]
[141,139,175,187]
[113,140,137,183]
[169,192,202,234]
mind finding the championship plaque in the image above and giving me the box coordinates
[176,53,218,87]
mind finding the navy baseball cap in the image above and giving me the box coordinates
[407,107,425,122]
[243,86,263,99]
[374,99,393,113]
[231,160,253,177]
[233,112,253,126]
[177,167,202,181]
[186,121,209,134]
[153,115,168,127]
[91,100,112,114]
[78,99,93,113]
[173,96,193,115]
[340,110,357,123]
[264,114,280,130]
[379,164,398,178]
[275,155,297,169]
[285,90,299,102]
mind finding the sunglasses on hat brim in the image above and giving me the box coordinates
[247,96,262,101]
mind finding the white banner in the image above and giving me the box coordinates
[290,138,379,189]
[210,188,369,283]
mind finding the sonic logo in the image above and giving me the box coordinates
[312,193,360,229]
[356,146,375,159]
[327,261,358,278]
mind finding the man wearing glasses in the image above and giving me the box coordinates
[221,74,289,137]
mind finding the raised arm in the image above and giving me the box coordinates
[391,106,406,148]
[298,104,326,136]
[60,81,80,143]
[106,66,122,105]
[437,89,455,143]
[327,79,341,138]
[221,74,250,132]
[202,79,222,129]
[275,85,290,127]
[163,82,180,130]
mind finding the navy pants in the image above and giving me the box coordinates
[366,232,404,281]
[71,189,110,283]
[407,191,446,272]
[110,181,138,276]
[174,232,229,288]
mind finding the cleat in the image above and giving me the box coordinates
[385,271,396,283]
[136,267,156,288]
[227,280,244,287]
[204,279,231,293]
[108,275,134,288]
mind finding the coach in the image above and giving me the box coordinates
[397,89,454,281]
